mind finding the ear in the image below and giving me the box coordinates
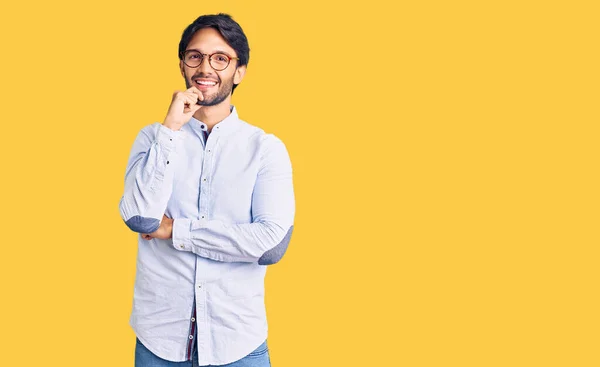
[233,65,247,85]
[179,60,185,78]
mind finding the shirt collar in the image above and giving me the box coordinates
[188,105,240,137]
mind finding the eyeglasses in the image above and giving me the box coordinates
[181,50,239,71]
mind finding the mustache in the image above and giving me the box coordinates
[191,74,220,82]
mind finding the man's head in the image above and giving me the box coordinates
[178,13,250,106]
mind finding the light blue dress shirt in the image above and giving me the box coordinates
[118,106,295,364]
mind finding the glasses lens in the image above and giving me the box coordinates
[184,51,202,67]
[210,54,230,70]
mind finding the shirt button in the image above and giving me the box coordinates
[189,335,194,339]
[180,245,184,249]
[198,285,202,289]
[191,317,195,322]
[203,178,207,182]
[201,215,205,219]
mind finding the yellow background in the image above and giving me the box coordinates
[0,0,598,366]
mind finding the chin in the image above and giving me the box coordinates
[198,95,218,105]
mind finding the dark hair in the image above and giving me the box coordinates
[178,13,250,94]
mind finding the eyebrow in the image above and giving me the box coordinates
[185,48,234,57]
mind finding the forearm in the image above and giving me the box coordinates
[172,218,294,264]
[119,124,182,233]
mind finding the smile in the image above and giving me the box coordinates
[194,79,218,87]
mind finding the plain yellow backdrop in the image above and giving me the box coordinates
[0,0,598,366]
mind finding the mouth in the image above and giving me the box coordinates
[194,78,218,91]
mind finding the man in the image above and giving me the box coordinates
[118,13,295,366]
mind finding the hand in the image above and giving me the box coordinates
[162,87,204,130]
[142,215,173,240]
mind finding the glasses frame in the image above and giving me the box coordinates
[180,50,240,71]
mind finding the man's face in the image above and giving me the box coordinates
[180,27,246,106]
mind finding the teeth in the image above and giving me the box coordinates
[197,81,216,86]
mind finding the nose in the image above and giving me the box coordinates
[198,54,213,74]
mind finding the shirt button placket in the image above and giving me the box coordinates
[199,136,212,222]
[195,283,207,362]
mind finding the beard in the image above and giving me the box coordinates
[185,74,235,107]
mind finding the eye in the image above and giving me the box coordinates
[189,53,201,59]
[214,54,229,62]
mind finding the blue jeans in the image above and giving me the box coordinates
[135,338,271,367]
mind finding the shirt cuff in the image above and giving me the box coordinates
[172,218,192,251]
[156,123,183,152]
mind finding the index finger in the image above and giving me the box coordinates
[187,86,204,101]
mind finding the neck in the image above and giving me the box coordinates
[193,99,232,132]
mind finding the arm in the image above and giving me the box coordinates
[119,87,203,233]
[172,135,295,265]
[118,124,182,233]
